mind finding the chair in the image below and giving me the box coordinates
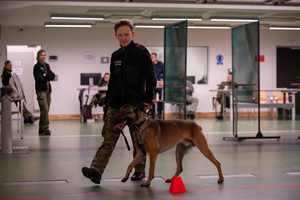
[173,101,192,119]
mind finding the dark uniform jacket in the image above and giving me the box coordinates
[105,40,156,109]
[154,61,164,81]
[1,68,12,86]
[33,62,55,93]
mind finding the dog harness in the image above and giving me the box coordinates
[131,117,148,131]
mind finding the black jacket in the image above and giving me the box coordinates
[33,62,55,93]
[1,68,12,86]
[105,40,156,109]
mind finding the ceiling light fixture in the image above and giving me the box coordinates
[188,25,230,29]
[152,16,202,21]
[134,24,230,29]
[50,14,104,21]
[210,17,258,22]
[45,22,93,28]
[135,25,165,28]
[269,26,300,30]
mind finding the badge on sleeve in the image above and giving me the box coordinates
[114,60,122,66]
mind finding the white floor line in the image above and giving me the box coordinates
[13,130,300,139]
[103,177,164,182]
[4,180,68,186]
[284,172,300,175]
[197,174,256,179]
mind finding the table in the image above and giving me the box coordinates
[211,88,299,121]
[291,83,300,88]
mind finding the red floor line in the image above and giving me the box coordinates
[0,185,299,199]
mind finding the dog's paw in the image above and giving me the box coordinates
[121,177,129,182]
[141,182,150,187]
[165,178,172,183]
[218,179,224,183]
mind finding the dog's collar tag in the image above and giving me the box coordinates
[132,117,148,131]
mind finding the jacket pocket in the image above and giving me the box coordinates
[125,66,138,87]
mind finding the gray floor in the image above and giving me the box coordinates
[0,117,300,200]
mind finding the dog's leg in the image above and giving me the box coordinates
[121,150,146,183]
[165,142,193,182]
[194,130,224,183]
[141,151,158,187]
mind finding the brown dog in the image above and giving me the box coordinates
[113,104,224,187]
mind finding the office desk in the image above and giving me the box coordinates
[291,83,300,88]
[211,88,299,121]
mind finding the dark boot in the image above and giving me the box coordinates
[131,172,145,181]
[82,167,101,184]
[29,115,39,124]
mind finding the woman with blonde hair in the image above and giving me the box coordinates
[33,50,55,135]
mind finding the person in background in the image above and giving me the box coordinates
[151,53,163,119]
[216,72,232,120]
[90,73,110,107]
[1,60,39,124]
[82,19,156,185]
[179,71,199,120]
[33,50,56,135]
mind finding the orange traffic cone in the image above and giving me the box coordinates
[169,177,187,194]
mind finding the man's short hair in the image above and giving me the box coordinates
[114,19,134,33]
[228,72,232,75]
[151,53,157,57]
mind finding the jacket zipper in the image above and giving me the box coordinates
[121,47,126,106]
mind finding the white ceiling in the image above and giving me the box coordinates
[0,0,300,29]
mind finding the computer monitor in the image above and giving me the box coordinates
[80,73,101,86]
[186,76,195,84]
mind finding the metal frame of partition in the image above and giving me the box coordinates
[163,20,187,119]
[223,21,280,141]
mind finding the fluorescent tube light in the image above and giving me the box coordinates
[188,26,230,29]
[134,25,230,29]
[50,14,104,21]
[210,17,258,22]
[45,22,93,28]
[152,16,202,21]
[135,25,164,28]
[269,27,300,30]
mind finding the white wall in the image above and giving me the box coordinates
[0,26,299,115]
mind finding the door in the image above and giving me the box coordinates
[277,47,300,115]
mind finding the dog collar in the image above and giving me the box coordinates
[132,117,148,131]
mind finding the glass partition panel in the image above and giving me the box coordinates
[164,20,187,118]
[232,22,259,103]
[232,21,260,133]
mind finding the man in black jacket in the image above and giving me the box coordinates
[82,19,156,184]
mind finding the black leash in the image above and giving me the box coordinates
[121,130,131,151]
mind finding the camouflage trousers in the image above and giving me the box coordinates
[90,107,146,176]
[36,90,51,131]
